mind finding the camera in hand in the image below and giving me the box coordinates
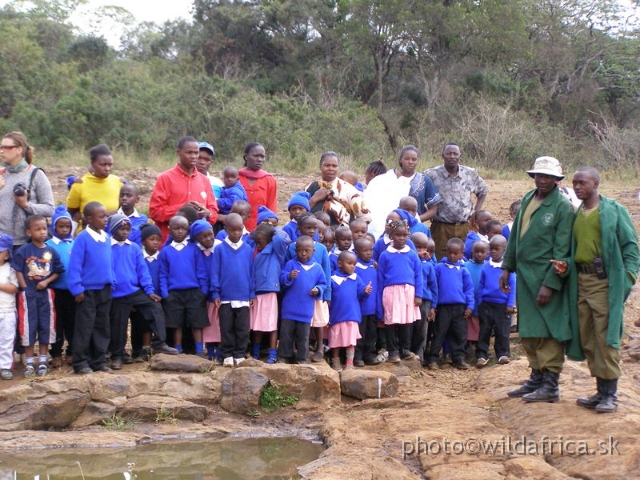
[593,257,607,280]
[13,182,27,196]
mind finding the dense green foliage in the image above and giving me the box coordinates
[1,0,638,171]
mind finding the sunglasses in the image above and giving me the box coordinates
[0,145,19,151]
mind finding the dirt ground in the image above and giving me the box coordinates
[4,165,640,479]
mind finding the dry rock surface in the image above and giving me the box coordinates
[0,169,637,479]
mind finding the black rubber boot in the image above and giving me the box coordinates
[507,369,544,398]
[522,371,560,403]
[577,378,603,409]
[595,378,618,413]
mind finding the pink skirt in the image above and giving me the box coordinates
[311,300,329,328]
[382,284,420,325]
[250,293,278,332]
[202,302,221,343]
[467,315,480,342]
[328,321,361,348]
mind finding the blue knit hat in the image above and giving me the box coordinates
[393,209,417,228]
[51,205,73,240]
[189,218,213,241]
[257,205,278,225]
[139,223,162,242]
[0,234,13,254]
[108,214,131,236]
[288,191,311,212]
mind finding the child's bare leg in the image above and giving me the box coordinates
[268,331,277,349]
[251,331,264,359]
[345,345,355,369]
[331,347,342,371]
[192,328,202,342]
[142,332,151,348]
[173,328,183,350]
[25,345,34,358]
[312,327,325,362]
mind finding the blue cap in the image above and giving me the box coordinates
[393,209,417,228]
[198,142,215,156]
[287,191,311,212]
[0,234,13,253]
[257,205,278,225]
[52,205,73,241]
[189,218,213,241]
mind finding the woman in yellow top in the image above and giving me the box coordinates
[66,144,123,231]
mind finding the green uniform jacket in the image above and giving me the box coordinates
[502,186,573,341]
[566,195,640,361]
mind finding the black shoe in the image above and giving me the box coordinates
[354,359,365,367]
[122,355,135,365]
[508,369,544,398]
[522,371,560,403]
[364,356,381,366]
[453,360,470,370]
[136,348,150,362]
[94,365,113,373]
[153,343,179,355]
[388,352,401,363]
[595,379,618,413]
[111,357,123,370]
[577,378,603,409]
[75,367,93,375]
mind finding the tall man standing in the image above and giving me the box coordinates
[554,167,639,413]
[500,156,574,403]
[150,136,219,242]
[425,143,488,260]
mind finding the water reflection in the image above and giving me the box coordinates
[0,437,323,480]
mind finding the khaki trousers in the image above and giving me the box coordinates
[521,337,565,373]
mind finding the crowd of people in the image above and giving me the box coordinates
[0,131,637,414]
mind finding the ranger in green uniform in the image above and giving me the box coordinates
[554,167,639,413]
[500,157,574,403]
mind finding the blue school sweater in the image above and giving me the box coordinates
[479,260,516,307]
[158,242,208,298]
[67,229,114,296]
[217,181,248,214]
[329,271,367,325]
[419,257,438,304]
[464,260,485,316]
[126,211,148,246]
[45,237,73,290]
[285,241,332,301]
[355,257,378,316]
[433,259,475,309]
[280,259,327,323]
[282,220,300,243]
[254,231,289,294]
[376,246,424,319]
[373,235,416,261]
[12,243,64,291]
[210,240,255,301]
[111,240,154,298]
[142,250,161,296]
[410,222,431,237]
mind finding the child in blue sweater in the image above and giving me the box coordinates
[282,191,311,242]
[67,202,115,374]
[329,251,372,371]
[210,213,256,366]
[329,226,353,272]
[464,241,489,361]
[377,219,423,363]
[285,213,332,363]
[217,166,248,215]
[409,232,438,364]
[349,219,368,242]
[250,223,289,364]
[279,236,327,364]
[159,215,209,355]
[108,215,177,369]
[373,210,417,261]
[399,196,431,237]
[354,237,380,366]
[215,200,252,242]
[427,237,475,370]
[13,215,64,377]
[46,206,76,368]
[476,235,515,367]
[464,210,492,260]
[118,183,148,246]
[131,223,163,362]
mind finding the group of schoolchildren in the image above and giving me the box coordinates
[0,174,521,379]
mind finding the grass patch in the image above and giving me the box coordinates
[259,384,299,413]
[155,407,177,425]
[102,414,139,431]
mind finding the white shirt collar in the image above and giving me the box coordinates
[86,227,108,243]
[111,238,131,246]
[386,245,410,253]
[224,237,243,250]
[143,249,159,261]
[489,259,503,268]
[117,207,140,218]
[331,273,357,285]
[170,240,188,251]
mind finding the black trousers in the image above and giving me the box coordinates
[50,288,76,358]
[428,303,467,364]
[219,304,250,359]
[411,300,431,362]
[72,285,112,371]
[355,314,378,361]
[386,323,412,354]
[109,290,167,359]
[278,319,311,361]
[477,301,511,360]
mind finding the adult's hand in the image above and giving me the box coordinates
[309,187,332,208]
[0,176,5,190]
[535,285,553,307]
[14,192,28,209]
[499,270,511,293]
